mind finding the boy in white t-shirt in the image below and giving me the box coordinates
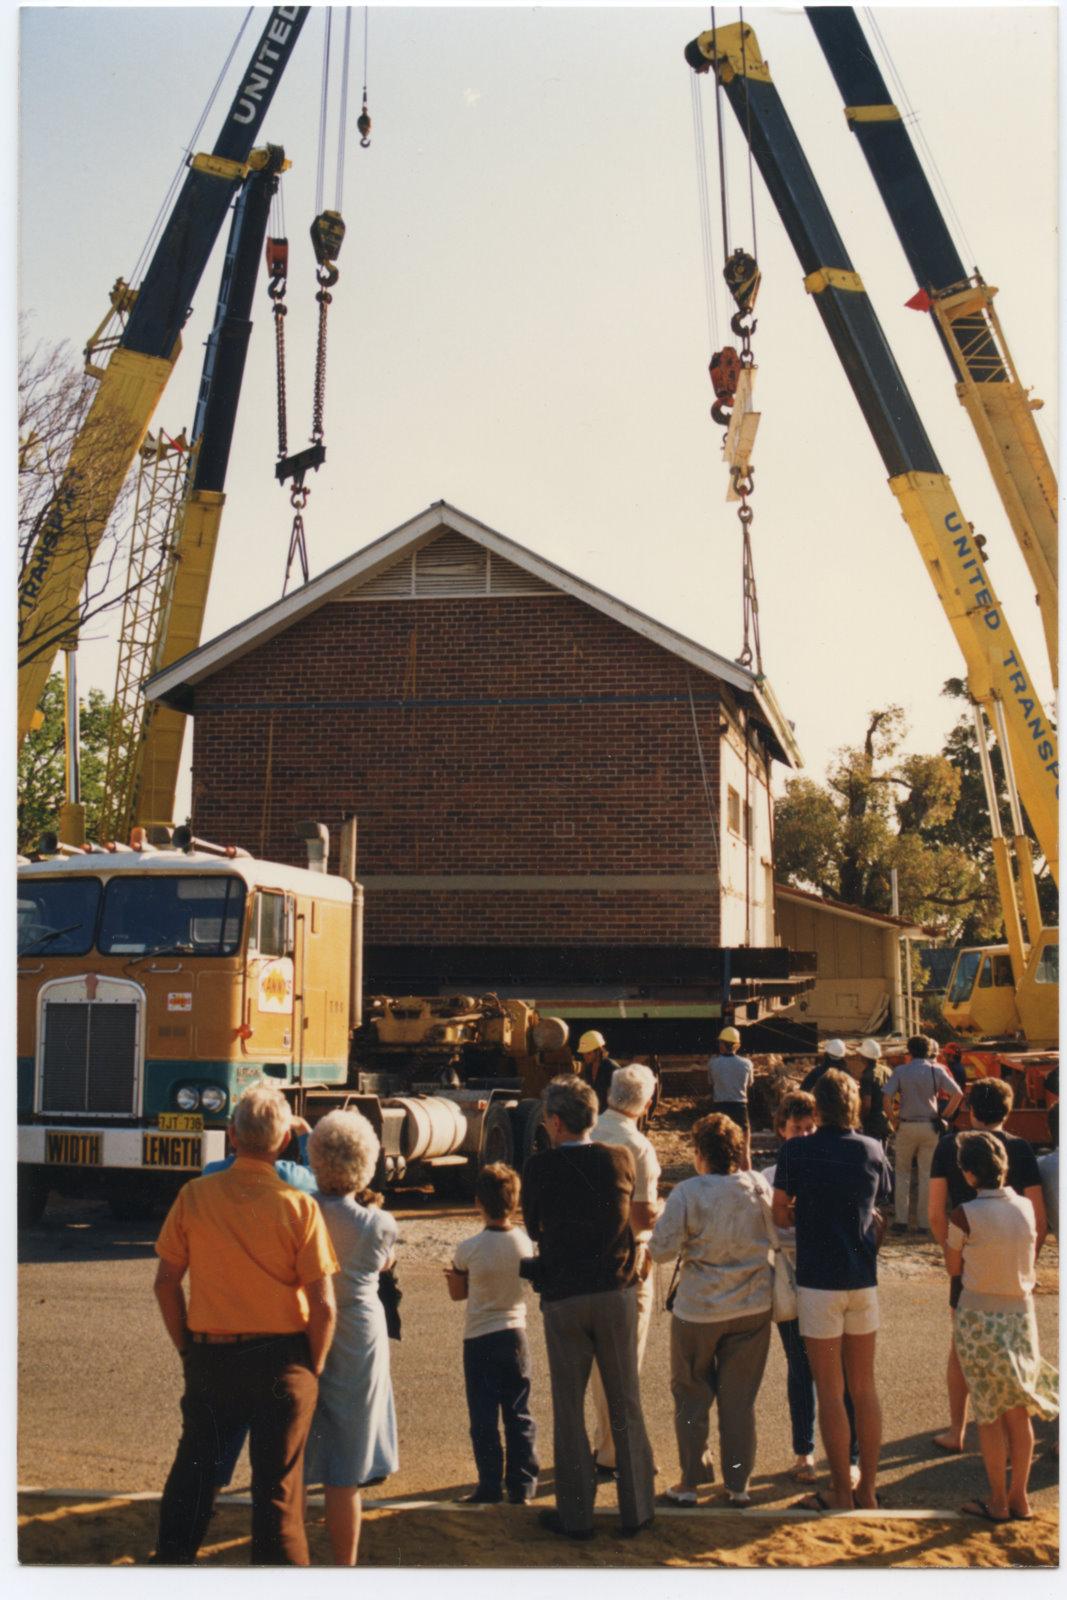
[445,1163,540,1504]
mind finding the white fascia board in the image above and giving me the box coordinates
[145,500,800,767]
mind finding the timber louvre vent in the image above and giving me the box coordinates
[348,530,555,600]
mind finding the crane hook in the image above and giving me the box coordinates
[358,98,372,149]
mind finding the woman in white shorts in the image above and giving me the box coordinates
[773,1069,892,1511]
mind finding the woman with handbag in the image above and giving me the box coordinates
[303,1110,400,1565]
[649,1113,774,1508]
[761,1091,860,1486]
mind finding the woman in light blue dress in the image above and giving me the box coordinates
[304,1110,399,1565]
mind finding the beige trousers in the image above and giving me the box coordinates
[893,1119,940,1226]
[590,1270,655,1469]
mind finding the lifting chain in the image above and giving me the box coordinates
[268,213,345,595]
[266,237,290,460]
[707,248,764,675]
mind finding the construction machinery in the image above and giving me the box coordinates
[99,145,289,841]
[16,820,569,1226]
[684,20,1056,1128]
[805,6,1057,689]
[17,6,310,746]
[801,7,1058,1056]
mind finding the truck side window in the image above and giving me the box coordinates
[251,892,287,957]
[992,954,1014,987]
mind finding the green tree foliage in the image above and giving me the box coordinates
[774,701,997,939]
[17,674,113,853]
[925,679,1057,936]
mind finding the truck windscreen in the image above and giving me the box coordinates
[18,878,101,955]
[97,875,245,956]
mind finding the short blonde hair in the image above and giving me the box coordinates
[233,1086,292,1154]
[308,1109,380,1196]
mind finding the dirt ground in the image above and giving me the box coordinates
[17,1493,1059,1568]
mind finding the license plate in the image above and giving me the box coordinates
[158,1112,204,1133]
[45,1130,102,1166]
[142,1133,203,1171]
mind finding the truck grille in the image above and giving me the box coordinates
[40,1002,139,1115]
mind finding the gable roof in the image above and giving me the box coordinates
[146,499,802,766]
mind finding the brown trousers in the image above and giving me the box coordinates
[155,1333,318,1565]
[669,1309,771,1494]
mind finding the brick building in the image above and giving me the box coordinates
[147,502,806,1035]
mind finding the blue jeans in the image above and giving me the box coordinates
[463,1329,539,1498]
[777,1319,858,1462]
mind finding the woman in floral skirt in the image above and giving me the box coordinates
[945,1131,1058,1524]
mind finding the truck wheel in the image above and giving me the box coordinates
[480,1101,515,1170]
[510,1098,548,1170]
[17,1168,49,1229]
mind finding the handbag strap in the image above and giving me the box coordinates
[758,1186,783,1253]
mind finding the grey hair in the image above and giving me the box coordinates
[233,1086,292,1154]
[543,1073,598,1134]
[608,1064,657,1116]
[308,1109,380,1196]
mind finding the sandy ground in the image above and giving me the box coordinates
[17,1493,1059,1568]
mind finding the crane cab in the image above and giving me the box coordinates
[943,935,1058,1048]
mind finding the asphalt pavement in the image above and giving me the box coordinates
[17,1196,1060,1518]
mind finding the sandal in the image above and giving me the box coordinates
[960,1499,1010,1525]
[796,1491,832,1513]
[791,1457,817,1483]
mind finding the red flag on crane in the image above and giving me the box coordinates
[905,288,932,312]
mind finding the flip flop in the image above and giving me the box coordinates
[961,1500,1010,1525]
[796,1492,832,1513]
[932,1436,964,1455]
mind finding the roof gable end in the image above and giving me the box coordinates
[145,499,801,766]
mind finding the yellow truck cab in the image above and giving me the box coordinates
[17,838,353,1223]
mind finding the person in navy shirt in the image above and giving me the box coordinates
[773,1070,891,1512]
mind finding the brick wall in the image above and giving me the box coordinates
[190,594,725,946]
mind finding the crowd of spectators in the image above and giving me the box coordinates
[147,1033,1058,1563]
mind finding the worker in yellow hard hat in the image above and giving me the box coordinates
[576,1030,622,1114]
[707,1024,753,1168]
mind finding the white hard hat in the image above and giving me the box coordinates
[859,1038,882,1061]
[824,1039,847,1059]
[577,1030,607,1054]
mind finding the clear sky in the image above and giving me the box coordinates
[17,3,1059,818]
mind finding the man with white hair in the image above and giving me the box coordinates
[588,1064,661,1479]
[152,1086,339,1565]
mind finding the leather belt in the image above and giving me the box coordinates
[188,1331,286,1345]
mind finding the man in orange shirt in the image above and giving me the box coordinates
[152,1087,338,1565]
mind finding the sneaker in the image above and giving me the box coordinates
[662,1485,698,1506]
[461,1489,502,1504]
[508,1490,537,1505]
[849,1464,862,1491]
[727,1491,752,1508]
[791,1456,817,1483]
